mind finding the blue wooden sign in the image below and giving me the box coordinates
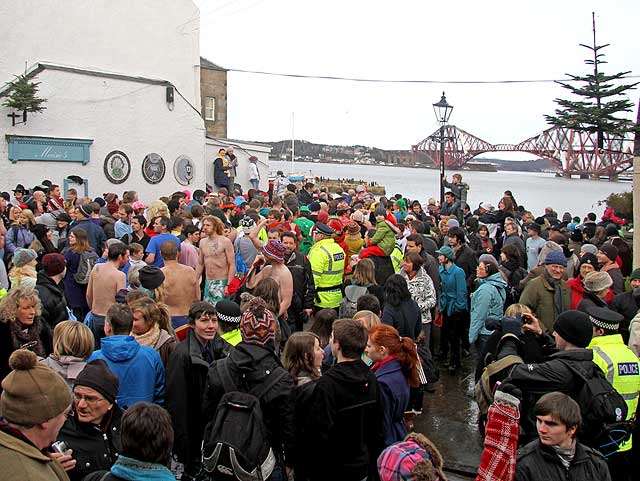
[6,135,93,164]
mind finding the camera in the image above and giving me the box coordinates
[51,441,68,454]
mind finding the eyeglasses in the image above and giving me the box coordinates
[73,392,106,405]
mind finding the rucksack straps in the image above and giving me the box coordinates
[216,359,288,399]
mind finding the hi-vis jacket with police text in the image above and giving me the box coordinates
[308,238,345,308]
[588,334,640,452]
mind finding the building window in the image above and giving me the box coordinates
[204,97,215,121]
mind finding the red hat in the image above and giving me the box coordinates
[262,240,285,264]
[42,253,66,277]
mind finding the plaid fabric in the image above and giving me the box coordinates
[378,440,432,481]
[476,393,520,481]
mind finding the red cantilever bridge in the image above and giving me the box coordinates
[412,125,635,178]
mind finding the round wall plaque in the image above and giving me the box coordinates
[104,151,131,184]
[141,153,166,184]
[173,155,195,185]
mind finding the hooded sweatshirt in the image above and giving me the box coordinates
[88,335,165,408]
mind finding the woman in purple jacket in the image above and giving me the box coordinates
[366,323,420,447]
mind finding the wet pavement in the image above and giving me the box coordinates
[413,337,483,479]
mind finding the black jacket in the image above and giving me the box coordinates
[202,342,295,464]
[285,251,316,327]
[307,360,384,481]
[0,317,52,389]
[166,329,225,473]
[454,244,478,290]
[297,189,314,207]
[35,271,69,329]
[58,406,123,481]
[611,289,640,341]
[515,438,611,481]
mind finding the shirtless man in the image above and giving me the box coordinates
[246,240,293,318]
[196,215,235,304]
[160,240,200,333]
[86,242,128,346]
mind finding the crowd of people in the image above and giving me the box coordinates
[0,170,638,481]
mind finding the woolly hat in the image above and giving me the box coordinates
[585,305,624,331]
[42,253,66,277]
[578,253,599,271]
[309,202,321,213]
[239,216,255,234]
[435,246,455,261]
[240,297,276,346]
[346,221,361,235]
[580,243,598,256]
[1,350,72,425]
[138,266,165,290]
[479,253,500,270]
[479,202,494,211]
[526,222,541,234]
[553,310,592,348]
[55,212,72,223]
[630,268,640,281]
[378,433,446,481]
[583,271,613,293]
[74,359,119,404]
[215,300,242,325]
[317,211,329,224]
[605,224,619,237]
[446,218,459,228]
[543,250,567,267]
[77,204,93,218]
[374,205,387,217]
[599,243,618,262]
[350,210,365,223]
[262,240,286,264]
[12,248,38,268]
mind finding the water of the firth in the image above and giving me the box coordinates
[270,160,631,219]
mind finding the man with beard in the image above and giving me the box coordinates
[281,231,315,332]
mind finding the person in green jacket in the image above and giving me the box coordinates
[370,205,396,256]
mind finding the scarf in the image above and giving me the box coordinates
[9,317,44,357]
[543,269,566,317]
[371,355,398,373]
[133,323,161,348]
[552,440,576,469]
[110,455,175,481]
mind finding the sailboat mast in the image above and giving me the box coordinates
[291,112,295,174]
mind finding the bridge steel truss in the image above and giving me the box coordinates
[412,125,635,177]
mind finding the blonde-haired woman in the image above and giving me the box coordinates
[41,320,94,386]
[145,200,169,237]
[5,209,36,257]
[0,287,52,384]
[128,297,176,366]
[8,248,38,289]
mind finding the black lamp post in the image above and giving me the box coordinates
[432,92,453,206]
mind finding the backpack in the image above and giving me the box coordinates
[475,354,523,417]
[338,284,369,318]
[201,359,288,481]
[73,250,99,284]
[561,360,632,458]
[504,267,527,307]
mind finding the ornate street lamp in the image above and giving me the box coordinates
[433,92,453,205]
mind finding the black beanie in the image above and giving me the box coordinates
[74,359,119,403]
[553,310,592,348]
[138,266,165,290]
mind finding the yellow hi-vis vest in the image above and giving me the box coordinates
[308,238,345,308]
[391,246,404,273]
[588,334,640,452]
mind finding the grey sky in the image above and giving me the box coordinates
[196,0,639,152]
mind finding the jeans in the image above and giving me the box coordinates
[250,178,260,190]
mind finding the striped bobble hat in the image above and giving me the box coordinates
[262,240,285,264]
[240,297,276,346]
[215,300,241,325]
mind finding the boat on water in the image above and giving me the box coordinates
[463,162,498,172]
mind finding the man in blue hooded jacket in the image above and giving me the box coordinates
[89,303,165,408]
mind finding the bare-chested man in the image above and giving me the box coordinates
[86,241,128,346]
[196,215,235,305]
[160,240,200,334]
[246,239,293,318]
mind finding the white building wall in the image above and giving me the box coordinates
[0,68,205,201]
[205,139,271,192]
[0,0,201,107]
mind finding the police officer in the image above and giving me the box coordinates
[390,244,404,273]
[587,305,640,481]
[308,222,345,314]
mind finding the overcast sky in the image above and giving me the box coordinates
[195,0,639,153]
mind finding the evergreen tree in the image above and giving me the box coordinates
[545,12,638,149]
[2,73,47,113]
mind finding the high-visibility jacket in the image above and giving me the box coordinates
[308,238,345,308]
[390,246,404,273]
[588,334,640,452]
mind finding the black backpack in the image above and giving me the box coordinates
[201,359,288,480]
[73,250,99,284]
[562,360,633,458]
[504,267,527,307]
